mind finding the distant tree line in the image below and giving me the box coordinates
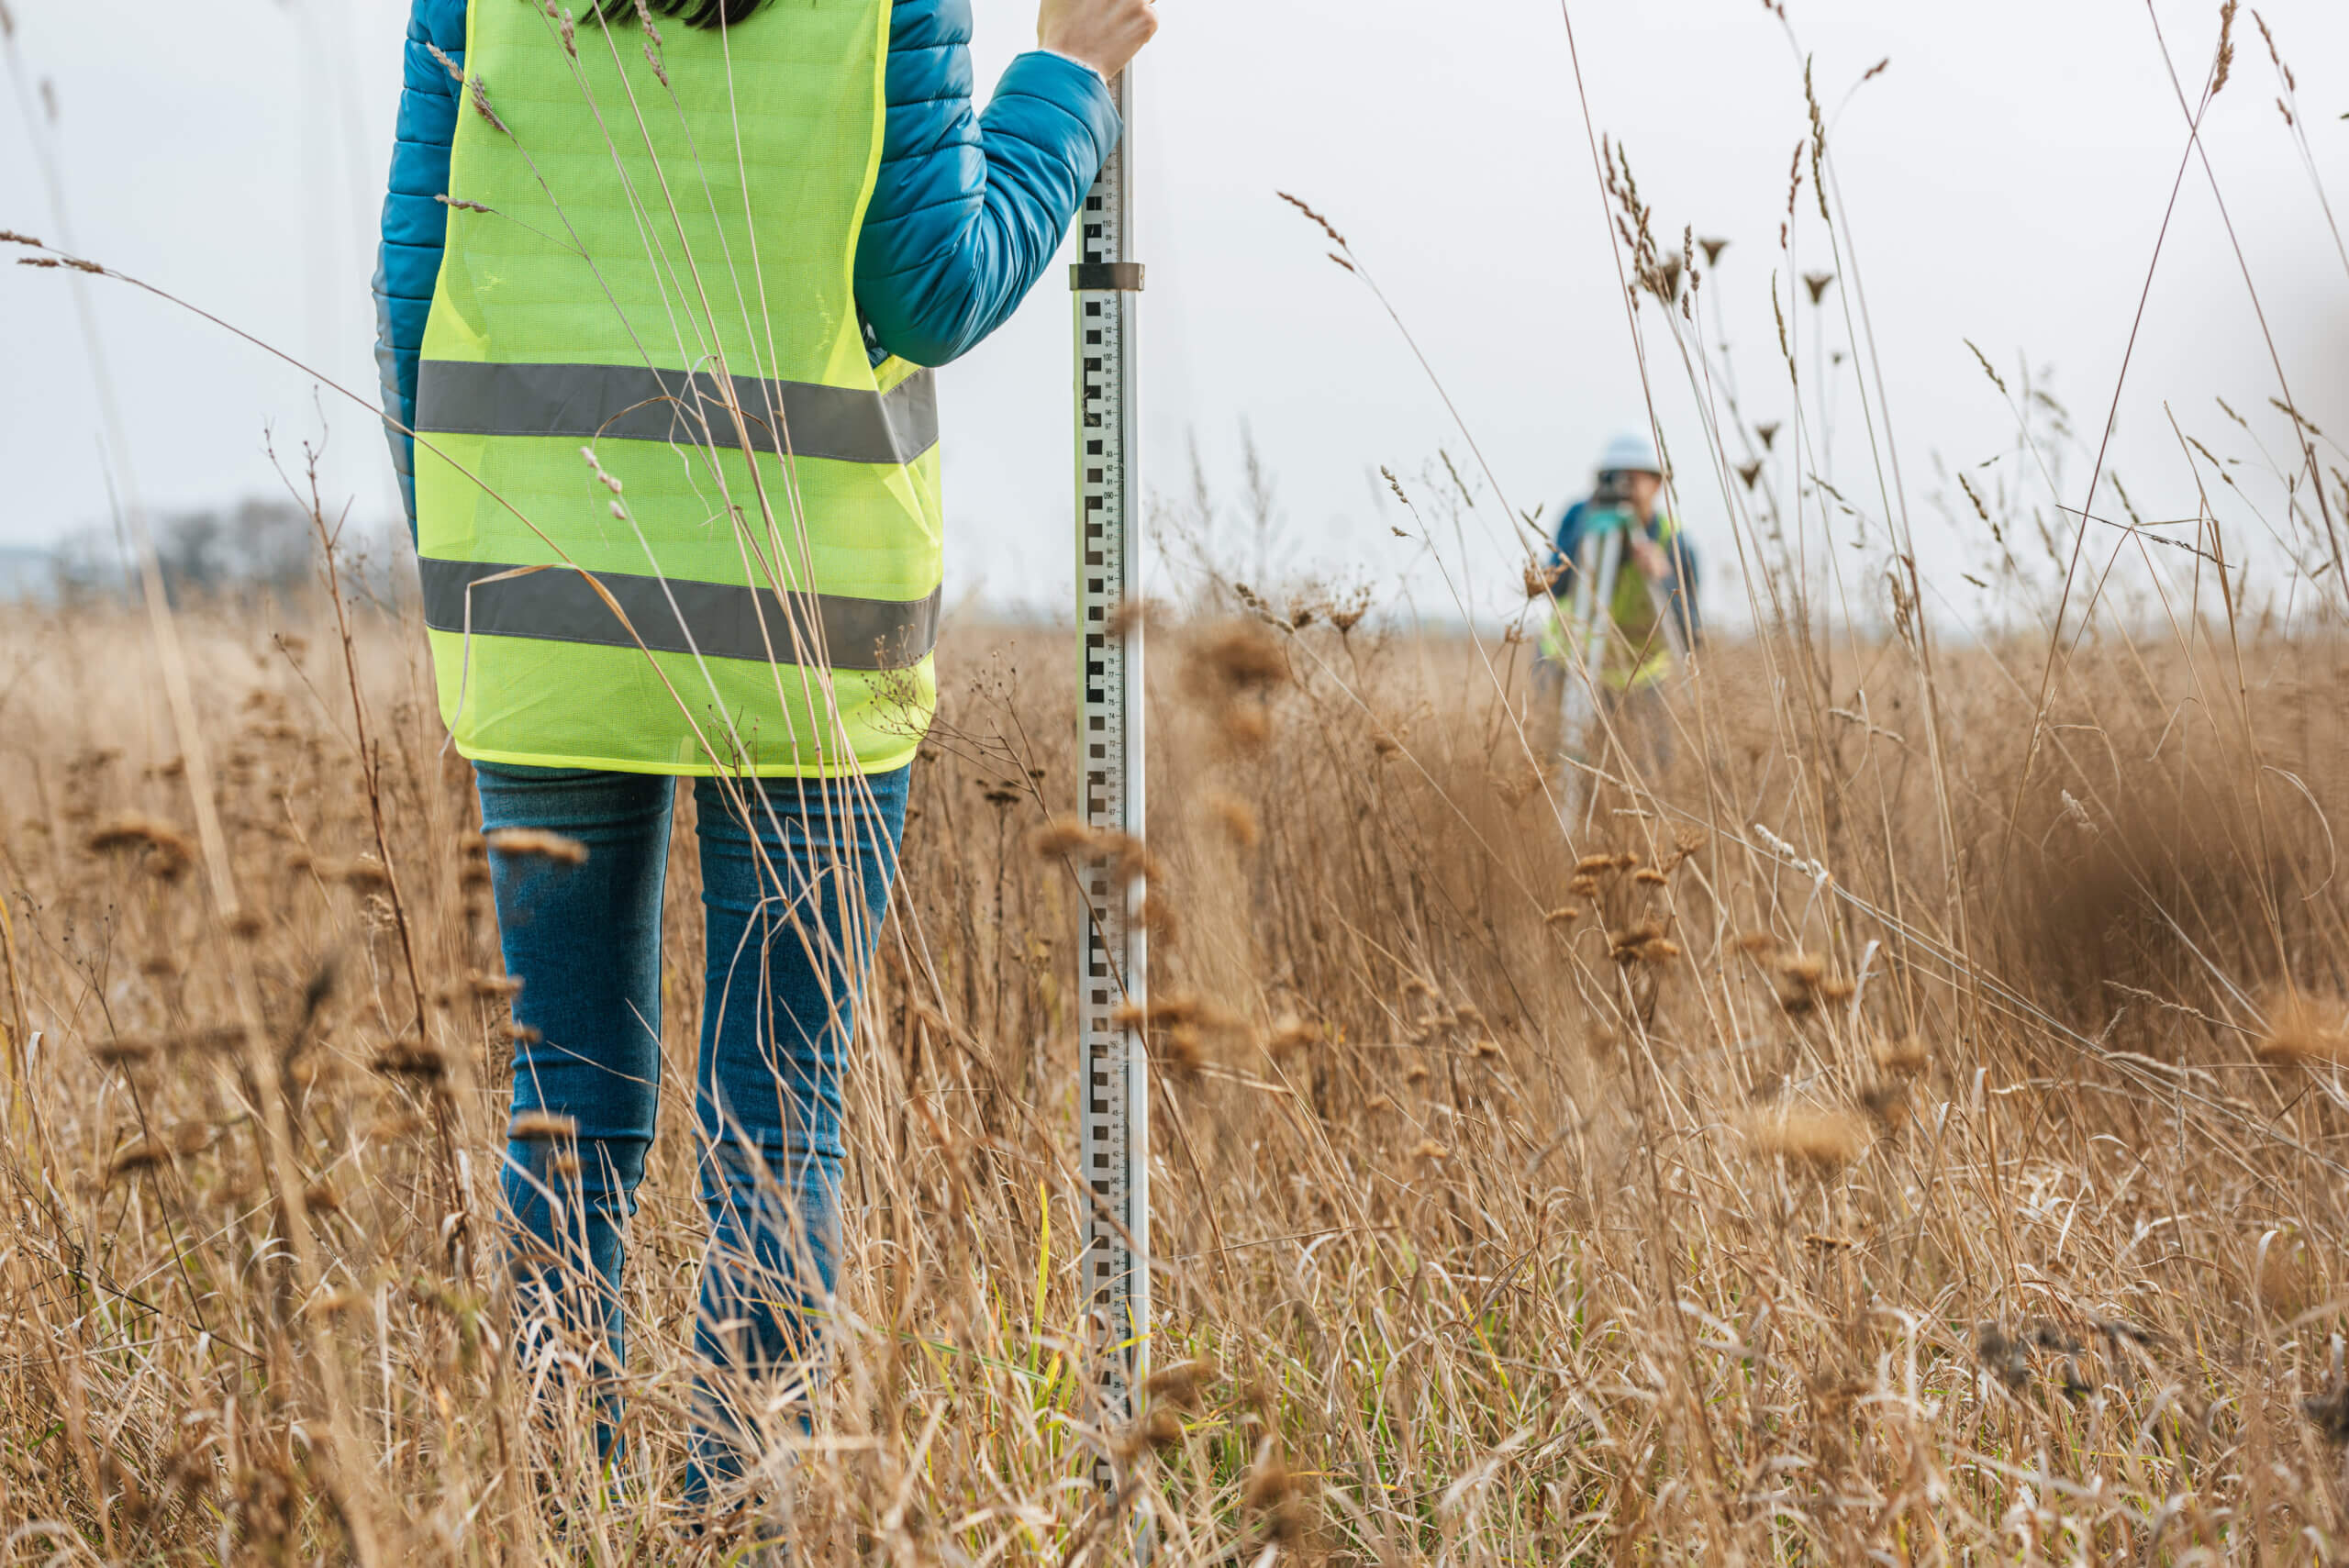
[50,498,325,605]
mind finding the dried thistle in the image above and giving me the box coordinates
[1742,1108,1866,1174]
[106,1139,168,1182]
[89,1036,160,1069]
[509,1111,578,1142]
[2256,992,2349,1065]
[1873,1033,1931,1076]
[373,1040,450,1081]
[1145,1357,1219,1410]
[1204,790,1261,851]
[1976,1324,2031,1391]
[84,814,195,881]
[485,828,590,866]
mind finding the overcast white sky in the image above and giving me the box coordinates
[5,0,2347,624]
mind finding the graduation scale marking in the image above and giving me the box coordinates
[1072,66,1151,1513]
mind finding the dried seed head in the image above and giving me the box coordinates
[1742,1108,1866,1174]
[1409,1138,1449,1162]
[1738,461,1764,491]
[484,828,589,866]
[1144,1357,1219,1410]
[1976,1324,2031,1391]
[1267,1015,1323,1054]
[90,1036,160,1069]
[84,814,195,881]
[1205,790,1261,851]
[1873,1033,1930,1076]
[469,970,525,1001]
[1857,1080,1910,1130]
[372,1040,450,1081]
[1756,422,1781,451]
[106,1139,168,1182]
[2257,992,2349,1066]
[1803,272,1835,306]
[1543,907,1579,927]
[509,1111,578,1142]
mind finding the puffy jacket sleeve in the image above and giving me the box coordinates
[373,0,467,534]
[858,0,1121,368]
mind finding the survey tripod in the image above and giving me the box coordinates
[1070,64,1152,1546]
[1553,476,1689,819]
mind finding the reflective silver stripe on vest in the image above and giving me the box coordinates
[417,558,941,673]
[416,360,938,467]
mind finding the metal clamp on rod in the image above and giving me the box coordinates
[1071,261,1147,292]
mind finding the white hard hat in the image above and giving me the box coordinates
[1595,430,1664,478]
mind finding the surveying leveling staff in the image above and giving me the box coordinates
[1536,431,1701,769]
[373,0,1157,1502]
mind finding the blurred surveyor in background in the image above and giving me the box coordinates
[373,0,1157,1532]
[1532,430,1700,775]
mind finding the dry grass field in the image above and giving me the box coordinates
[6,528,2349,1564]
[5,6,2348,1561]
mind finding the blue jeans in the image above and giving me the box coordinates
[476,762,908,1487]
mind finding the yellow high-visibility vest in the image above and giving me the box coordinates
[415,0,941,777]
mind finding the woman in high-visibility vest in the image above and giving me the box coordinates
[373,0,1156,1508]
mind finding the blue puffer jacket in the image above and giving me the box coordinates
[373,0,1119,527]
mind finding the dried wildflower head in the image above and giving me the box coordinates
[2304,1383,2349,1445]
[373,1040,450,1082]
[106,1139,168,1183]
[1873,1034,1930,1076]
[90,1036,160,1069]
[1742,1107,1866,1174]
[485,828,589,866]
[84,814,195,882]
[1409,1138,1449,1162]
[1543,906,1579,927]
[1145,1357,1219,1411]
[1857,1080,1910,1130]
[1267,1015,1323,1055]
[1204,790,1261,851]
[1190,622,1288,694]
[1976,1324,2031,1391]
[509,1111,578,1143]
[1737,461,1764,491]
[1803,272,1835,306]
[2256,992,2349,1066]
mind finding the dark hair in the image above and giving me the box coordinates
[597,0,772,28]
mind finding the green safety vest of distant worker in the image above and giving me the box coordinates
[413,0,943,777]
[1537,431,1700,691]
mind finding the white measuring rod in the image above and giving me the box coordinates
[1072,66,1152,1507]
